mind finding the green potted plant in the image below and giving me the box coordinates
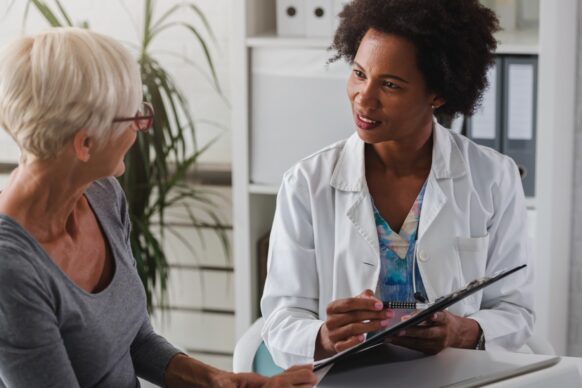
[19,0,230,311]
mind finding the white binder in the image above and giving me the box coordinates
[276,0,306,37]
[305,0,333,38]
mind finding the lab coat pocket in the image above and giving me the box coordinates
[456,235,490,312]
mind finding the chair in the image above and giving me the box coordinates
[519,333,556,355]
[233,317,284,376]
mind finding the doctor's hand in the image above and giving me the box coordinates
[388,310,482,354]
[315,289,394,360]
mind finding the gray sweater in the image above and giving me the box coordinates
[0,177,179,387]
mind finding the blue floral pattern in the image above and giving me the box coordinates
[374,182,428,303]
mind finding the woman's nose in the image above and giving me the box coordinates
[355,83,379,111]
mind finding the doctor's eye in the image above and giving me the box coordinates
[382,80,400,89]
[353,69,365,79]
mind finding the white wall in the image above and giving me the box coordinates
[567,0,582,357]
[0,0,232,164]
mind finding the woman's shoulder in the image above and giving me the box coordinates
[449,130,518,178]
[88,176,125,202]
[86,176,127,214]
[0,215,40,255]
[0,218,44,286]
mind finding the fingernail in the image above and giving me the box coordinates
[381,319,390,327]
[374,302,383,310]
[386,310,394,318]
[358,334,365,342]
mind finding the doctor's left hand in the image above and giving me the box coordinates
[388,311,482,354]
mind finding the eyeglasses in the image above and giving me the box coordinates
[113,102,154,132]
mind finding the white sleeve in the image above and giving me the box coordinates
[260,170,324,368]
[469,156,535,350]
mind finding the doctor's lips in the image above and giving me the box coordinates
[355,113,382,130]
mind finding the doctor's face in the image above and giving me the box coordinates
[347,29,440,144]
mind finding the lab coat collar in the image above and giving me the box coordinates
[330,120,467,192]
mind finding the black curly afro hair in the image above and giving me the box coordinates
[331,0,499,116]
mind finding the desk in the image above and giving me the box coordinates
[316,344,582,387]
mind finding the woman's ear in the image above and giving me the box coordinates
[431,96,446,110]
[72,129,93,162]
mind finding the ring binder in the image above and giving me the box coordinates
[305,0,333,38]
[276,0,306,37]
[502,56,537,197]
[466,57,503,152]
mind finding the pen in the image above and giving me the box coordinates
[382,301,432,310]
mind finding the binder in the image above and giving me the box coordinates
[502,56,537,197]
[305,0,333,38]
[276,0,306,37]
[466,57,503,151]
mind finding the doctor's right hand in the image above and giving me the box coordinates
[315,289,394,360]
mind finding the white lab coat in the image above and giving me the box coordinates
[260,123,535,368]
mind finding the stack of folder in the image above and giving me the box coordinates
[276,0,350,38]
[465,55,538,197]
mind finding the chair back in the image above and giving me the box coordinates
[233,317,283,376]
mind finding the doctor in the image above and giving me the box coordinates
[261,0,534,368]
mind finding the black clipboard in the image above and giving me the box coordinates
[313,264,527,371]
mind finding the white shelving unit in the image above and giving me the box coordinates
[231,0,578,355]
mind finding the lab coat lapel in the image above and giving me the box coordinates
[346,192,380,259]
[331,134,380,292]
[418,176,447,240]
[419,122,467,239]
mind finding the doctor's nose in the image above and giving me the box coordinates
[355,85,380,111]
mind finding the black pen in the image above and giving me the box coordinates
[383,301,432,310]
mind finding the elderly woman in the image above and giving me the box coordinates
[261,0,534,368]
[0,28,315,388]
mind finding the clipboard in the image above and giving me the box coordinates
[313,264,527,371]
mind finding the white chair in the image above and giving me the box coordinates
[233,317,284,376]
[519,333,556,355]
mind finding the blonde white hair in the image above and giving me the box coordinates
[0,27,142,161]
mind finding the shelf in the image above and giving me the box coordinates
[247,28,539,55]
[495,28,539,55]
[249,183,280,195]
[247,34,332,49]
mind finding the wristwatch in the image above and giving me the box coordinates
[475,330,486,350]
